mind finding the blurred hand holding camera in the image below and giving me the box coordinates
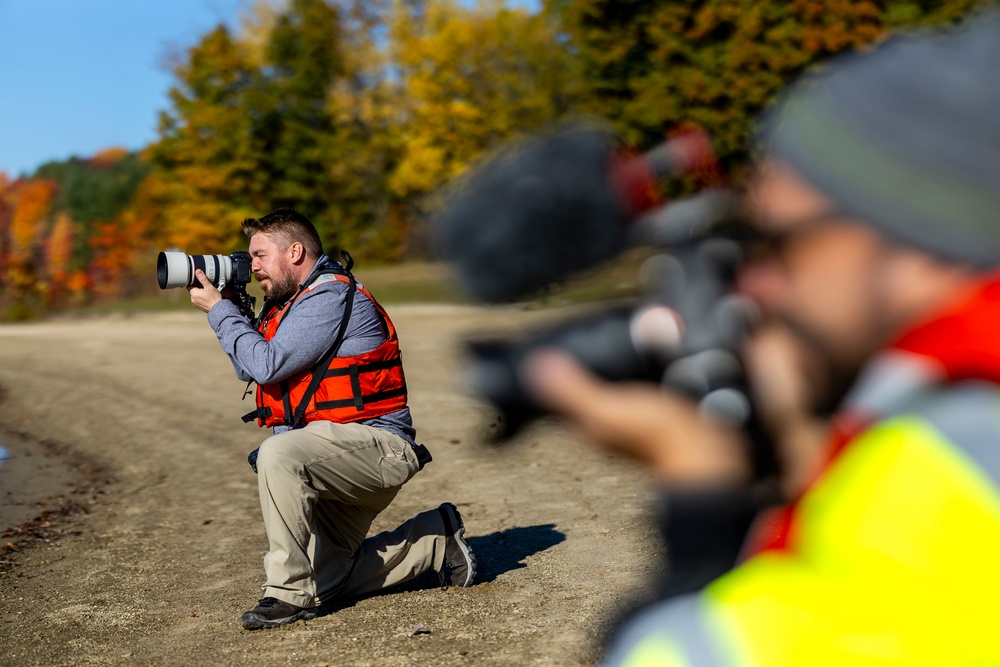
[522,348,752,487]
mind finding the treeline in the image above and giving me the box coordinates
[0,0,992,318]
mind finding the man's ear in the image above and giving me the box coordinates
[288,241,307,266]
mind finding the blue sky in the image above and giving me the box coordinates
[0,0,253,177]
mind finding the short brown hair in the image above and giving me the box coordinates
[242,208,324,259]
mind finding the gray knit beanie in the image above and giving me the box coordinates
[759,11,1000,267]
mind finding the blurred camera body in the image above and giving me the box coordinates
[433,122,767,463]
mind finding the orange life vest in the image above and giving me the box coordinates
[243,269,407,429]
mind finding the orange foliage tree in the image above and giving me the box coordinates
[45,212,75,302]
[0,173,10,280]
[0,151,151,313]
[0,179,57,314]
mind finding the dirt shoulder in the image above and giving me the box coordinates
[0,306,666,666]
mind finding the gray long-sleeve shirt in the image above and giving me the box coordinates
[207,256,416,443]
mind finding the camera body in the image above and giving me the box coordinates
[157,250,256,319]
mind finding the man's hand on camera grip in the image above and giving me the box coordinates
[187,268,224,313]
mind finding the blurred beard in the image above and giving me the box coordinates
[776,314,863,418]
[812,362,861,418]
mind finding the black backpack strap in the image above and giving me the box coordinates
[242,406,271,423]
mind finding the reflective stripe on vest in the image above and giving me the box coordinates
[252,272,407,428]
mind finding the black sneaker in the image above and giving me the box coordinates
[240,597,317,630]
[438,502,477,589]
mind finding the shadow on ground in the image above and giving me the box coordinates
[322,523,567,615]
[467,523,565,584]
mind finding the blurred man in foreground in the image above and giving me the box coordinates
[526,13,1000,665]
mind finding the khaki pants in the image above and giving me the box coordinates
[254,420,448,608]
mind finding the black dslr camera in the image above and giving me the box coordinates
[157,250,256,319]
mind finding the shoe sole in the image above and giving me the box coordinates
[440,502,477,588]
[240,608,317,630]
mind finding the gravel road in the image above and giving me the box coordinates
[0,306,667,666]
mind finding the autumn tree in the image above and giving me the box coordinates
[148,0,346,257]
[8,180,56,273]
[256,0,343,215]
[0,173,10,282]
[389,0,582,206]
[316,1,408,260]
[147,24,265,253]
[34,149,150,271]
[147,0,583,262]
[45,212,76,303]
[0,179,57,315]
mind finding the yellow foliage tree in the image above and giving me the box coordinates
[45,211,75,302]
[238,0,285,66]
[388,0,582,203]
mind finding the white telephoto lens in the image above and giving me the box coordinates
[157,252,233,289]
[157,251,192,289]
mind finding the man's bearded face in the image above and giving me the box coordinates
[249,232,299,302]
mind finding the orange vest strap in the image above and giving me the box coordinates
[315,385,408,412]
[322,358,402,378]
